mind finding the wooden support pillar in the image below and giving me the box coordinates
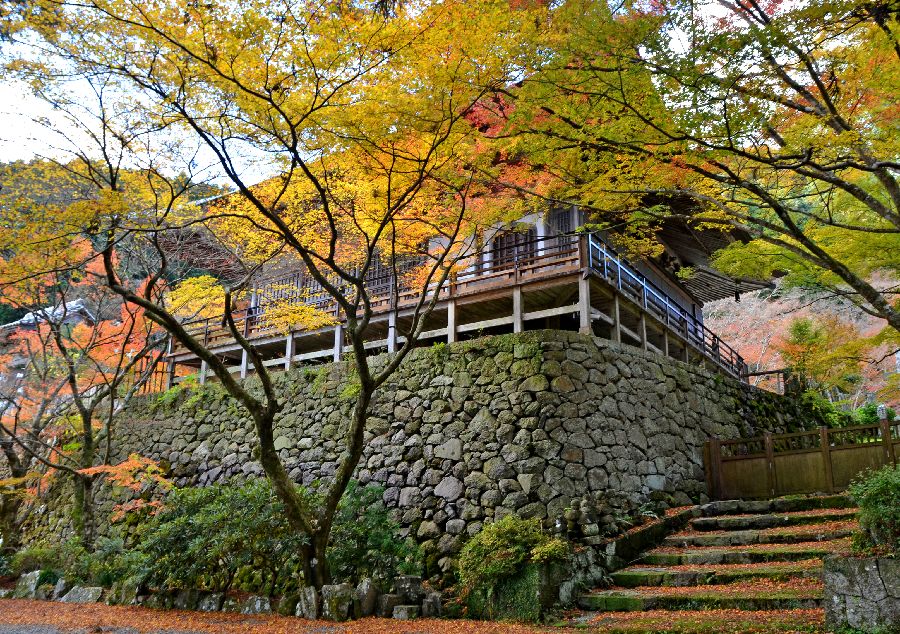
[333,324,343,362]
[387,311,397,353]
[447,300,457,343]
[639,312,648,351]
[512,287,524,334]
[284,332,294,371]
[199,360,208,385]
[240,348,249,379]
[166,359,176,390]
[612,294,621,343]
[578,276,591,334]
[663,332,669,358]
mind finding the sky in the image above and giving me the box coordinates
[0,80,65,163]
[0,77,271,186]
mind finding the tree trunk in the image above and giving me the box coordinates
[0,492,23,554]
[73,474,95,550]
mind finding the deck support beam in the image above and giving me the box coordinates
[447,300,457,343]
[640,312,648,351]
[387,311,397,353]
[240,348,249,379]
[333,324,343,362]
[612,295,621,343]
[578,275,591,334]
[284,332,294,371]
[512,287,524,333]
[199,360,208,385]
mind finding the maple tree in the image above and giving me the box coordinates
[494,0,900,340]
[2,0,538,587]
[0,158,170,551]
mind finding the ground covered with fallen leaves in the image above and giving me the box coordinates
[0,599,829,633]
[1,598,557,633]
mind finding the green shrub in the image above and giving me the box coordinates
[9,545,61,575]
[0,552,10,578]
[799,391,853,428]
[62,538,147,588]
[457,515,568,594]
[849,464,900,555]
[853,403,896,425]
[135,480,308,595]
[327,481,421,583]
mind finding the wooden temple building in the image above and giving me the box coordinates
[165,207,769,385]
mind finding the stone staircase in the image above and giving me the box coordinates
[573,494,856,631]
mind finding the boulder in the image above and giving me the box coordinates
[421,591,442,618]
[321,583,354,621]
[60,586,104,603]
[197,592,224,612]
[13,571,42,599]
[295,586,319,620]
[240,595,272,614]
[393,605,420,620]
[173,588,202,610]
[355,578,379,617]
[394,575,424,604]
[276,594,299,616]
[377,593,403,617]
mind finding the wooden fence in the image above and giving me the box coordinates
[705,420,900,500]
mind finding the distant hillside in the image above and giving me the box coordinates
[704,282,899,409]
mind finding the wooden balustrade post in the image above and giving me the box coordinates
[820,427,834,494]
[764,432,776,497]
[881,419,896,465]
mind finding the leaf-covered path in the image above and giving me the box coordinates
[0,598,829,633]
[0,599,561,634]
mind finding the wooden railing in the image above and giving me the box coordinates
[174,234,583,351]
[586,234,747,379]
[171,233,746,382]
[705,420,900,499]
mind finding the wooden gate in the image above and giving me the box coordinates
[705,421,900,500]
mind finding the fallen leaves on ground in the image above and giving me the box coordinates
[0,599,561,634]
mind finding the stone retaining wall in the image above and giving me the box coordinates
[24,330,822,563]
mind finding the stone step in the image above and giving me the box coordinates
[578,582,823,612]
[610,560,821,587]
[663,523,855,548]
[699,494,852,517]
[689,508,856,532]
[641,539,851,565]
